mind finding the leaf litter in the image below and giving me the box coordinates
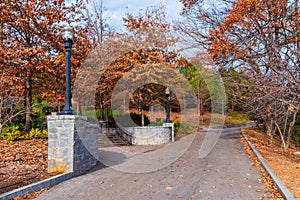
[241,128,300,199]
[0,139,60,198]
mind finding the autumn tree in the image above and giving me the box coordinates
[98,49,179,106]
[1,0,91,131]
[72,4,200,127]
[122,4,177,51]
[208,0,299,149]
[0,67,24,134]
[95,4,180,112]
[177,0,233,48]
[179,0,299,149]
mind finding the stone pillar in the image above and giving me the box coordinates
[163,123,174,142]
[47,113,98,175]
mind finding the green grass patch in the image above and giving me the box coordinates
[147,121,164,126]
[225,111,250,124]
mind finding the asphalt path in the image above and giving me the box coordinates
[36,127,273,200]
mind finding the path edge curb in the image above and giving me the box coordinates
[0,172,73,200]
[241,132,295,200]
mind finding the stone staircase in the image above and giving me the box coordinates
[98,128,130,148]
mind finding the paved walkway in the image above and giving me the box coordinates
[36,129,273,200]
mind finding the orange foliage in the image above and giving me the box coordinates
[207,0,299,64]
[1,0,91,129]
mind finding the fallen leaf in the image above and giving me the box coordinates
[165,186,173,190]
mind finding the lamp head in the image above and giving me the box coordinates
[165,87,170,95]
[62,26,74,40]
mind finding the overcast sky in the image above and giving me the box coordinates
[99,0,183,30]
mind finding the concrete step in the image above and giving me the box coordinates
[98,128,130,147]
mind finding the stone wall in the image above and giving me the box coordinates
[47,114,98,175]
[116,124,173,145]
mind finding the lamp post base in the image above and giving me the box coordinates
[163,122,174,143]
[60,106,74,115]
[60,110,74,115]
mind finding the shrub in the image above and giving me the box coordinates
[1,125,22,141]
[148,121,164,126]
[108,109,119,119]
[32,97,50,121]
[82,109,100,119]
[174,122,194,135]
[29,128,48,139]
[1,126,48,141]
[4,122,25,131]
[32,121,45,130]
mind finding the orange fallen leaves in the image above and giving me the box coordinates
[0,139,60,195]
[241,128,300,199]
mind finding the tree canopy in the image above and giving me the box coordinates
[178,0,300,149]
[0,0,91,130]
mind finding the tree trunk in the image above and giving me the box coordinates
[0,123,2,137]
[221,99,225,115]
[197,81,204,124]
[286,111,297,149]
[141,108,144,126]
[103,105,107,121]
[199,97,204,123]
[274,121,287,150]
[266,118,274,145]
[197,97,200,124]
[24,71,32,131]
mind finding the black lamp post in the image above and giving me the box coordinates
[60,26,74,115]
[165,87,171,123]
